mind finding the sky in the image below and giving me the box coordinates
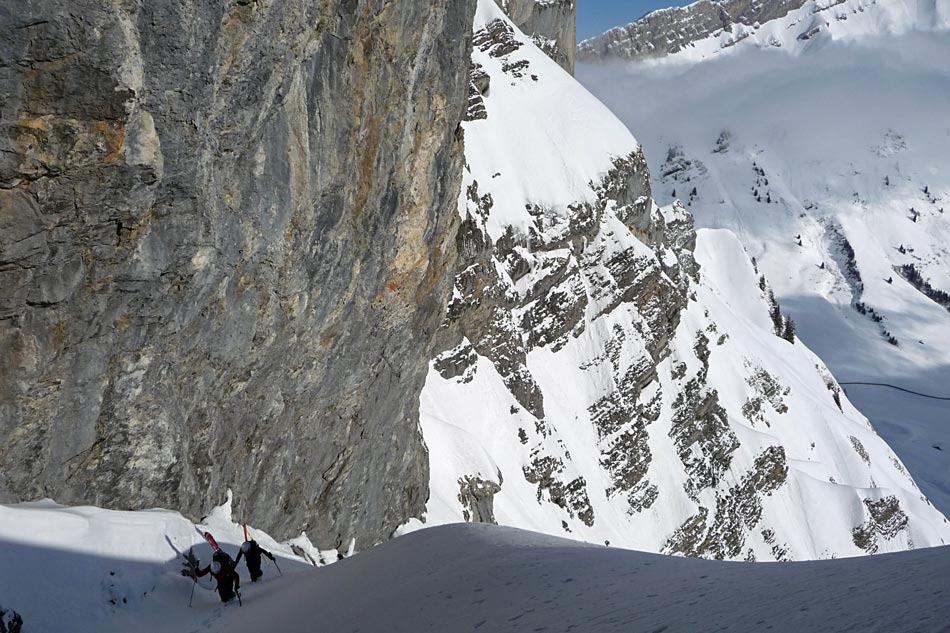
[577,1,694,41]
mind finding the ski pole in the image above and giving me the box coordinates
[236,590,242,607]
[271,557,282,575]
[188,577,197,607]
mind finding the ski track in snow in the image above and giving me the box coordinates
[839,382,950,401]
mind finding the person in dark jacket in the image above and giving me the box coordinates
[194,550,241,603]
[234,540,275,582]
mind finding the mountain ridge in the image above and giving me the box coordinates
[578,0,808,62]
[578,0,949,63]
[409,0,950,561]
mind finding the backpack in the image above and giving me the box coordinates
[212,550,234,573]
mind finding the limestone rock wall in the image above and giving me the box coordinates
[0,0,476,548]
[495,0,575,73]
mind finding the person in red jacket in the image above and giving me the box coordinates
[195,550,241,604]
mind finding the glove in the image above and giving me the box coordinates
[181,569,194,578]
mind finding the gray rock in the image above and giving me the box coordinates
[457,474,502,523]
[0,0,476,548]
[0,604,24,633]
[852,495,909,554]
[665,446,789,559]
[464,63,490,122]
[495,0,576,73]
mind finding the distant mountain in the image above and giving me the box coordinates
[579,0,950,63]
[578,0,808,62]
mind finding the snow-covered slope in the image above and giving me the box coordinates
[410,0,950,561]
[4,514,949,632]
[216,523,950,633]
[578,0,950,518]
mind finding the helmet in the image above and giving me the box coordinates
[241,541,252,553]
[211,561,222,575]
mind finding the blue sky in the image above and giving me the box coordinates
[577,1,693,41]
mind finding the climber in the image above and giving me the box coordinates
[185,549,241,603]
[235,539,276,582]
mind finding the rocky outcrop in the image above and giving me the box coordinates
[457,475,502,523]
[578,0,808,62]
[424,6,807,556]
[0,0,476,548]
[666,446,788,559]
[495,0,576,73]
[0,605,23,633]
[852,496,909,554]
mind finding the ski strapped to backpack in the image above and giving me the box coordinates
[201,529,243,606]
[201,529,221,552]
[179,531,244,606]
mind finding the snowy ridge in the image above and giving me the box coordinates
[580,0,950,64]
[467,2,636,239]
[646,0,948,64]
[215,523,950,632]
[6,519,949,632]
[409,0,950,561]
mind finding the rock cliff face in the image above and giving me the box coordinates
[494,0,575,73]
[578,0,807,62]
[0,0,476,548]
